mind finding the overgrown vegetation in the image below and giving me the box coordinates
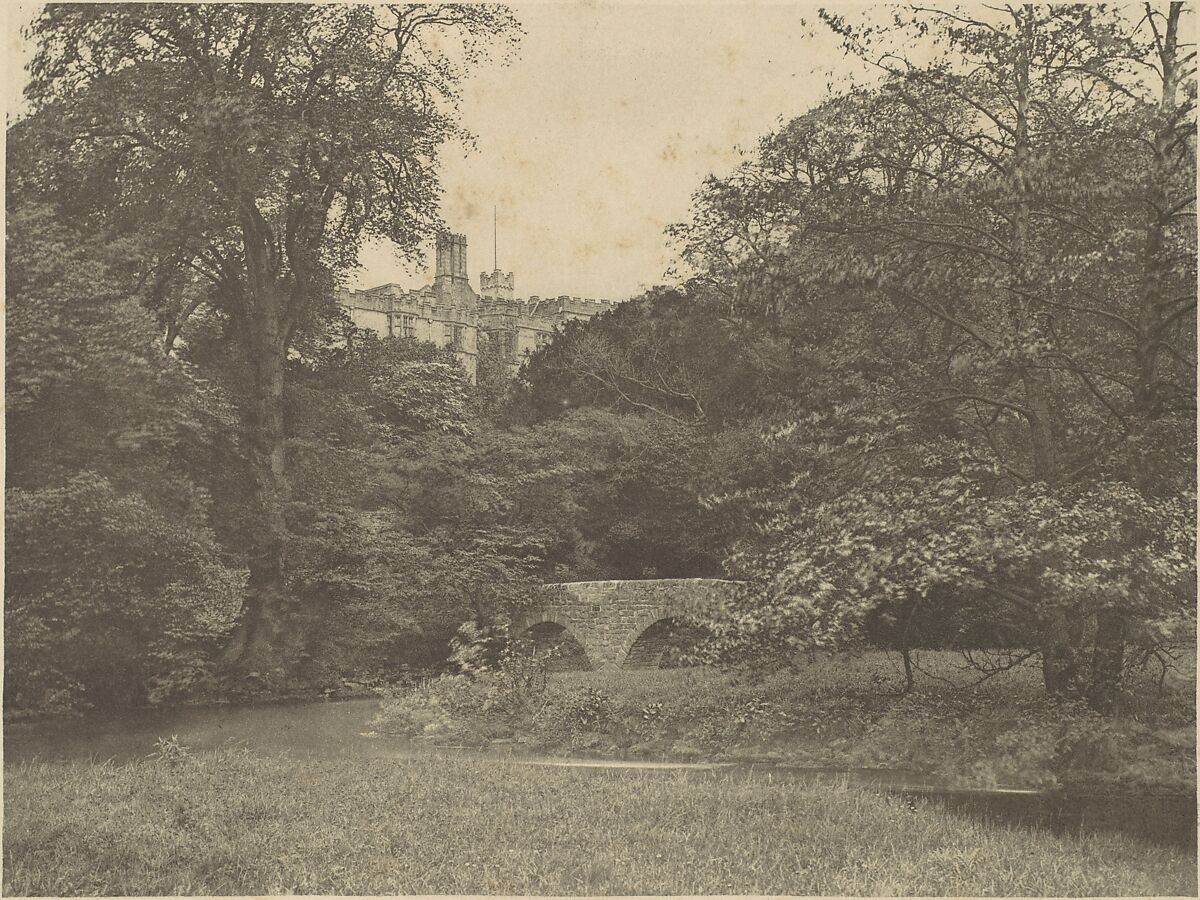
[4,205,244,714]
[374,653,1195,794]
[508,4,1198,713]
[5,748,1195,896]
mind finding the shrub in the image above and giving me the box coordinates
[373,627,559,743]
[373,675,477,742]
[573,687,612,729]
[373,651,1194,792]
[5,475,243,713]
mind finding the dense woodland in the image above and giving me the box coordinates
[5,3,1196,721]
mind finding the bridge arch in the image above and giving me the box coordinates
[514,579,741,669]
[519,619,592,670]
[621,615,706,668]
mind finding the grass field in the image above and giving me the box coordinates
[5,747,1196,896]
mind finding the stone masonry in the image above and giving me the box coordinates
[514,578,742,670]
[339,230,615,381]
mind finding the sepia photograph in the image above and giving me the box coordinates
[2,1,1197,896]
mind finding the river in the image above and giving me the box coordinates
[5,697,399,765]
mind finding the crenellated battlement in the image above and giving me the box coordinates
[344,283,478,314]
[527,294,614,308]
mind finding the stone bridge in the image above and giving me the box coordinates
[513,578,742,670]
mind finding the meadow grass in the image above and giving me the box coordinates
[4,747,1196,896]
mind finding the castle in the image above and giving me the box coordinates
[338,232,614,380]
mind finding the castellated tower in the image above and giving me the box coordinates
[432,232,474,305]
[480,269,514,301]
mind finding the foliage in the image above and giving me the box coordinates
[712,470,1196,671]
[338,331,473,437]
[448,620,510,675]
[568,686,613,729]
[493,286,810,582]
[416,406,779,580]
[149,735,193,767]
[667,3,1197,709]
[4,204,244,713]
[472,329,516,420]
[511,286,795,427]
[374,636,557,744]
[4,199,546,707]
[6,475,244,713]
[197,320,543,686]
[17,2,521,687]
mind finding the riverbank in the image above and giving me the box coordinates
[5,748,1195,896]
[373,653,1197,795]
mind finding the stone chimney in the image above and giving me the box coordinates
[434,232,469,289]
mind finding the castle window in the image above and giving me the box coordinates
[450,324,464,350]
[400,315,416,339]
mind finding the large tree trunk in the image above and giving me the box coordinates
[1023,370,1083,696]
[222,319,308,689]
[221,223,312,692]
[1042,613,1087,696]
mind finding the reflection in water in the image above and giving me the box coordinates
[5,697,1194,850]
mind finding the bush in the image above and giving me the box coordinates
[4,475,243,713]
[4,206,246,713]
[373,630,559,744]
[372,676,473,743]
[573,687,612,728]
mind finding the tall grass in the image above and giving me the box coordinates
[4,747,1195,896]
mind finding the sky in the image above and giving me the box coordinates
[390,3,858,300]
[4,2,865,301]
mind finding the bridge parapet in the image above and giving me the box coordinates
[515,578,743,669]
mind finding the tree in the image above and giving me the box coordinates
[277,327,540,682]
[20,4,519,689]
[5,203,243,711]
[1083,1,1197,711]
[511,286,797,428]
[672,3,1196,708]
